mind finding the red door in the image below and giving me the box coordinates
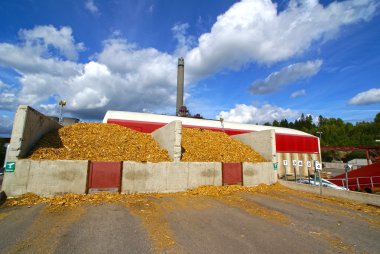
[222,163,242,185]
[88,162,122,193]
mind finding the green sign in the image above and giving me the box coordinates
[5,162,15,172]
[273,163,278,170]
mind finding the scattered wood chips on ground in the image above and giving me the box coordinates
[181,128,267,162]
[28,123,170,162]
[4,184,276,211]
[3,184,379,218]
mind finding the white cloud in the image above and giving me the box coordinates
[250,60,322,94]
[0,93,16,105]
[85,0,99,14]
[218,103,299,124]
[19,25,84,60]
[0,80,18,110]
[39,103,59,116]
[290,89,306,98]
[348,88,380,105]
[185,0,377,78]
[0,28,179,119]
[0,115,13,135]
[172,23,195,57]
[0,42,82,75]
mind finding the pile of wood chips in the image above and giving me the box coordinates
[181,128,267,162]
[28,123,170,162]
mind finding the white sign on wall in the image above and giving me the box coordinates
[283,160,288,166]
[292,160,297,166]
[298,161,303,167]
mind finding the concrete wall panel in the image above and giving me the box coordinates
[1,160,31,197]
[276,153,284,177]
[243,162,277,186]
[284,153,292,176]
[301,153,308,176]
[26,160,88,196]
[151,120,182,162]
[232,130,276,162]
[7,105,61,161]
[122,162,222,194]
[188,163,222,187]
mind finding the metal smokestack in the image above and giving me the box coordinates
[176,57,184,116]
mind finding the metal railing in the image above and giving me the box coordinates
[330,176,380,191]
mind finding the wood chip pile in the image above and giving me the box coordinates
[28,123,170,162]
[181,128,267,162]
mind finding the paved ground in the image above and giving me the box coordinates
[0,186,379,254]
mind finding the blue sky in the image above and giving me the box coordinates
[0,0,379,136]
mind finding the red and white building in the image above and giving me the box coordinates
[103,110,321,177]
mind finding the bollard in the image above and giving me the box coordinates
[356,178,360,191]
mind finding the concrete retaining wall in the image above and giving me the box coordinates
[151,121,182,162]
[26,160,88,196]
[243,162,277,186]
[122,162,222,193]
[7,105,61,161]
[1,160,89,197]
[232,130,276,162]
[279,180,380,207]
[1,160,31,197]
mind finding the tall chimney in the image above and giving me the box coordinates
[176,57,184,115]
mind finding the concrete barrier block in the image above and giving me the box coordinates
[166,162,189,191]
[7,105,61,161]
[243,162,277,186]
[122,162,223,194]
[123,162,162,193]
[151,120,182,162]
[1,159,31,197]
[232,129,276,162]
[188,162,222,188]
[26,160,88,196]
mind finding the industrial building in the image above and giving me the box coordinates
[103,110,321,178]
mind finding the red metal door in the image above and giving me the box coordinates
[88,161,122,193]
[222,163,242,185]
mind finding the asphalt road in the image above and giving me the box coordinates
[0,188,379,254]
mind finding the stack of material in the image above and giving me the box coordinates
[28,123,170,162]
[181,128,267,162]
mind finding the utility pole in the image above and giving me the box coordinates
[59,100,66,125]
